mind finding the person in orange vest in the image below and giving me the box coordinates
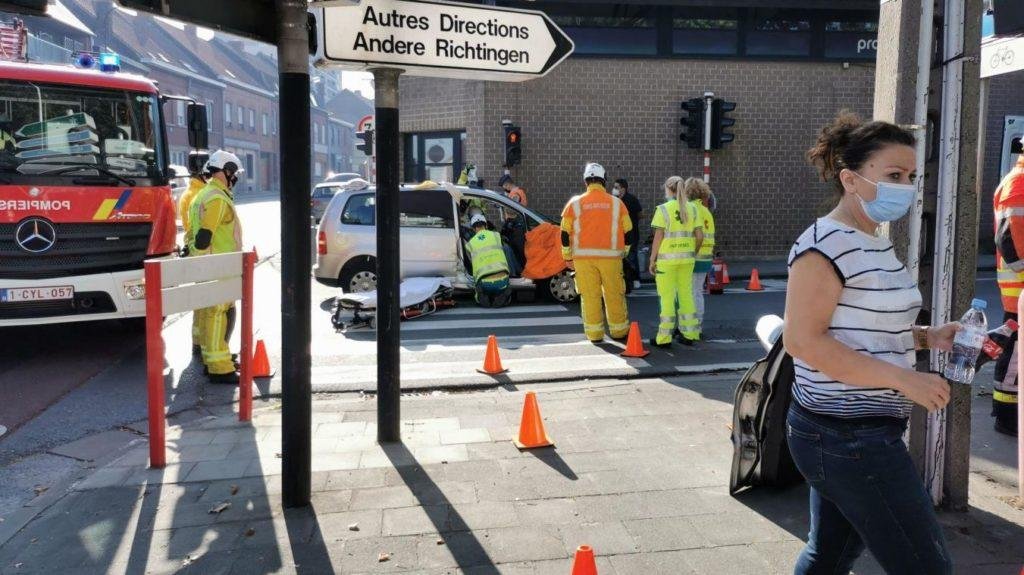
[993,155,1024,436]
[500,174,528,206]
[561,163,633,342]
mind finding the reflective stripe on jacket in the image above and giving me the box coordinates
[651,199,696,264]
[691,200,715,261]
[467,229,510,279]
[995,162,1024,310]
[560,183,633,260]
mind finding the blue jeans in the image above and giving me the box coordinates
[786,402,952,575]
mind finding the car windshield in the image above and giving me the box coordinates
[0,79,164,183]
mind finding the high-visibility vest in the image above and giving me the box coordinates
[467,229,510,280]
[691,199,715,261]
[508,186,527,207]
[179,177,206,248]
[188,178,241,255]
[560,184,632,259]
[995,162,1024,310]
[651,199,696,265]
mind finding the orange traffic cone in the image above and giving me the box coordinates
[252,339,274,377]
[571,545,597,575]
[477,335,508,375]
[746,268,764,292]
[621,321,650,358]
[722,262,731,284]
[513,391,553,449]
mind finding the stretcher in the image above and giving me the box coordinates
[331,277,456,332]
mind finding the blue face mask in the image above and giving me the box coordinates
[852,172,915,223]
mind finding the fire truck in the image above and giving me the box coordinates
[0,55,208,326]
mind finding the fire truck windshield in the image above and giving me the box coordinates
[0,80,165,184]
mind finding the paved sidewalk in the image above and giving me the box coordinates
[1,376,1022,574]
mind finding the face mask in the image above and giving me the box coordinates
[851,172,915,223]
[611,187,621,197]
[227,173,238,189]
[665,192,675,201]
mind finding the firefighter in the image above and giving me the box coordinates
[685,177,715,340]
[466,214,512,307]
[179,150,209,355]
[648,176,703,348]
[993,154,1024,436]
[561,163,633,342]
[189,150,244,384]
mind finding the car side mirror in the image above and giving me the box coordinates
[187,103,209,150]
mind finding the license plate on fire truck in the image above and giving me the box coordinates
[0,286,74,302]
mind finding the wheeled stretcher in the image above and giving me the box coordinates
[330,277,456,332]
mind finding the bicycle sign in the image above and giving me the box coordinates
[982,35,1024,78]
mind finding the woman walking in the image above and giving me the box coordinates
[648,176,703,347]
[685,177,715,340]
[784,112,958,574]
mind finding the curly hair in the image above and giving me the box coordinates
[806,111,916,195]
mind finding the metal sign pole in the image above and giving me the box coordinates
[373,67,403,443]
[277,0,313,508]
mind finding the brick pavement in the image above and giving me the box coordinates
[1,376,1022,574]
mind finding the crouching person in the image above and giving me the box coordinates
[467,214,512,307]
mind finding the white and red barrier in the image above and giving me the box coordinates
[145,251,255,468]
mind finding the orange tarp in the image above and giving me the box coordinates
[522,223,567,280]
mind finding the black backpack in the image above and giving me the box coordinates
[729,335,804,495]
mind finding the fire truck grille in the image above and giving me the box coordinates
[0,222,153,280]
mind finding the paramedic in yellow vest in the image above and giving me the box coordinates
[189,150,244,384]
[466,214,513,307]
[648,176,703,348]
[561,163,633,342]
[993,154,1024,435]
[685,177,715,340]
[179,150,209,355]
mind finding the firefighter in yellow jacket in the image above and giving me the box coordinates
[649,176,703,348]
[189,150,244,384]
[561,163,633,342]
[178,151,208,355]
[993,155,1024,436]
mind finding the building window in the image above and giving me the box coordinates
[237,105,243,126]
[206,101,214,128]
[262,113,268,136]
[249,109,255,131]
[824,20,879,60]
[745,10,812,57]
[224,102,231,127]
[549,8,658,56]
[175,100,185,126]
[246,153,254,175]
[403,130,465,184]
[272,111,277,135]
[673,9,739,56]
[315,161,323,177]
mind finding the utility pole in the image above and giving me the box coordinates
[277,0,312,509]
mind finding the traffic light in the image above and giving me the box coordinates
[503,125,522,167]
[356,129,374,156]
[710,99,736,149]
[680,98,704,150]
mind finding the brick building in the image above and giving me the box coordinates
[399,1,1024,258]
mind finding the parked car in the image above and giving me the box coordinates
[311,181,348,224]
[314,183,578,302]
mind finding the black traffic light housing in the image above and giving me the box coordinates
[710,99,736,149]
[356,129,374,156]
[504,125,522,167]
[680,98,704,150]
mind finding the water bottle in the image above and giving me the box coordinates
[943,298,989,384]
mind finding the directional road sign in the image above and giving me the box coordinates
[313,0,574,81]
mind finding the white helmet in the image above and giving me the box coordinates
[583,162,605,181]
[204,150,244,175]
[470,213,488,227]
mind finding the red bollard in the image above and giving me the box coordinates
[239,251,255,422]
[145,260,166,468]
[1017,292,1024,499]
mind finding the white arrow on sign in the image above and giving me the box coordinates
[981,34,1024,78]
[313,0,574,82]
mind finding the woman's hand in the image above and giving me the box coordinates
[898,371,951,412]
[648,259,657,276]
[927,322,961,352]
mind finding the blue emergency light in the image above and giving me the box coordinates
[74,52,95,69]
[98,53,121,73]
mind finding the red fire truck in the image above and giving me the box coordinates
[0,56,207,326]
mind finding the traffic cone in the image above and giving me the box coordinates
[252,339,274,377]
[721,262,731,284]
[571,545,597,575]
[746,268,764,292]
[477,335,508,375]
[513,391,553,449]
[621,321,650,358]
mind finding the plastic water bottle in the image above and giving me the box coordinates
[943,298,988,384]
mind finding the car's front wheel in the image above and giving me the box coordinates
[339,257,377,293]
[541,269,578,303]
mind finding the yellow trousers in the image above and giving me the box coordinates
[574,258,629,341]
[191,307,205,348]
[200,303,236,374]
[655,261,698,345]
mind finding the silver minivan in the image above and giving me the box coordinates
[313,182,578,302]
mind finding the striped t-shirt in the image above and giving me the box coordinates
[787,218,922,419]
